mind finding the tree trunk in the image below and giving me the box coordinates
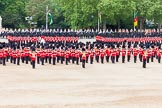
[118,20,120,31]
[158,23,161,32]
[103,21,106,31]
[140,17,143,32]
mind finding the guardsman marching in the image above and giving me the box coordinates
[17,49,21,65]
[82,49,86,68]
[122,47,126,63]
[65,50,70,65]
[30,51,36,69]
[75,50,80,65]
[2,49,7,65]
[133,48,138,63]
[111,48,116,64]
[116,48,120,62]
[157,49,161,63]
[51,50,57,65]
[142,50,147,68]
[89,50,94,64]
[127,48,131,62]
[100,49,105,64]
[105,47,110,63]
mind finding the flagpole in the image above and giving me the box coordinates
[46,5,49,30]
[133,11,135,31]
[98,11,100,32]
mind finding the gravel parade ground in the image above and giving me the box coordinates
[0,38,162,108]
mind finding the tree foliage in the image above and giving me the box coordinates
[0,0,162,29]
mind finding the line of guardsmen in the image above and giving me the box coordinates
[0,39,162,69]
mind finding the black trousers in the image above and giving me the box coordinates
[41,58,44,65]
[45,56,48,63]
[106,56,109,62]
[101,57,104,64]
[151,56,154,62]
[147,57,150,63]
[6,56,9,62]
[49,57,51,64]
[32,60,35,69]
[80,56,82,62]
[82,60,86,68]
[61,56,64,64]
[116,55,119,62]
[17,57,20,65]
[37,56,40,64]
[86,56,89,63]
[21,57,25,63]
[127,55,130,62]
[2,57,6,66]
[25,56,29,64]
[13,58,16,64]
[96,56,99,63]
[72,57,75,64]
[57,56,60,63]
[139,55,142,62]
[134,56,137,63]
[122,56,125,63]
[52,57,56,65]
[76,58,79,65]
[143,59,146,68]
[66,58,69,65]
[158,56,161,63]
[90,57,93,64]
[111,56,115,63]
[10,57,13,63]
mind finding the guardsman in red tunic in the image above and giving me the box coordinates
[17,49,21,65]
[142,51,147,68]
[45,50,48,63]
[151,48,154,62]
[147,49,151,63]
[127,48,131,62]
[2,49,7,66]
[75,50,80,65]
[85,50,89,63]
[57,49,60,63]
[105,47,110,63]
[5,48,9,62]
[82,51,86,68]
[31,51,36,69]
[90,50,94,64]
[116,48,120,62]
[95,49,100,63]
[60,50,65,64]
[12,50,17,64]
[24,47,30,64]
[40,50,46,65]
[71,50,75,64]
[79,50,82,62]
[21,49,25,63]
[100,49,105,64]
[122,47,126,63]
[111,48,116,64]
[65,50,70,65]
[36,48,40,64]
[9,48,13,63]
[139,48,144,62]
[48,49,52,64]
[51,50,57,65]
[133,48,138,63]
[0,50,3,64]
[157,49,161,63]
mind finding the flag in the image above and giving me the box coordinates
[48,13,53,25]
[134,11,138,27]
